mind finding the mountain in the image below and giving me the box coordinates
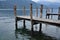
[0,0,40,9]
[38,1,60,9]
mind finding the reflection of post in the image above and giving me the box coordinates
[58,7,60,20]
[23,6,26,29]
[15,30,18,39]
[14,5,18,30]
[39,5,43,33]
[30,4,33,32]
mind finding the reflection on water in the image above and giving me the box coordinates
[15,28,57,40]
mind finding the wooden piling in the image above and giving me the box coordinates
[39,5,43,33]
[58,7,60,20]
[48,14,49,19]
[34,7,38,31]
[30,4,33,32]
[14,5,18,30]
[14,5,17,17]
[51,8,53,19]
[40,5,43,18]
[23,6,26,16]
[36,7,38,17]
[23,6,26,29]
[46,9,47,19]
[47,8,50,19]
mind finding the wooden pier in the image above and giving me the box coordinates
[14,4,60,33]
[46,8,60,19]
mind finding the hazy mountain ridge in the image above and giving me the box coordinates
[0,0,60,9]
[38,1,60,9]
[0,0,40,9]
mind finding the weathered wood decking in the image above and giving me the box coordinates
[16,16,60,26]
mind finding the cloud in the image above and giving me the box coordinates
[41,0,60,3]
[32,0,39,2]
[32,0,60,3]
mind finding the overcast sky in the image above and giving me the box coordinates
[0,0,60,3]
[32,0,60,3]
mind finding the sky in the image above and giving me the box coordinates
[0,0,7,1]
[32,0,60,3]
[0,0,60,3]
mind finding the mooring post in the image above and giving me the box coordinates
[23,6,26,29]
[51,8,53,19]
[30,4,33,32]
[34,7,38,31]
[36,7,38,17]
[39,5,43,33]
[46,9,47,19]
[58,7,60,20]
[40,5,43,18]
[23,6,26,16]
[47,8,50,19]
[14,5,18,30]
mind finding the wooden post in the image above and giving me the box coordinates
[48,15,49,19]
[40,5,43,18]
[46,9,47,19]
[51,8,53,19]
[58,7,60,20]
[23,6,26,16]
[36,7,38,17]
[30,4,33,32]
[47,8,50,19]
[14,5,18,30]
[34,7,38,31]
[39,5,43,33]
[23,6,26,29]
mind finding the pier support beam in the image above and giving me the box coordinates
[15,18,18,30]
[39,5,43,33]
[30,4,33,32]
[48,15,50,19]
[23,20,26,29]
[23,6,26,29]
[39,23,42,33]
[14,5,18,30]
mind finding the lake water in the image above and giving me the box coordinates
[0,9,60,40]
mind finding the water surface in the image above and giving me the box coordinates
[0,9,60,40]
